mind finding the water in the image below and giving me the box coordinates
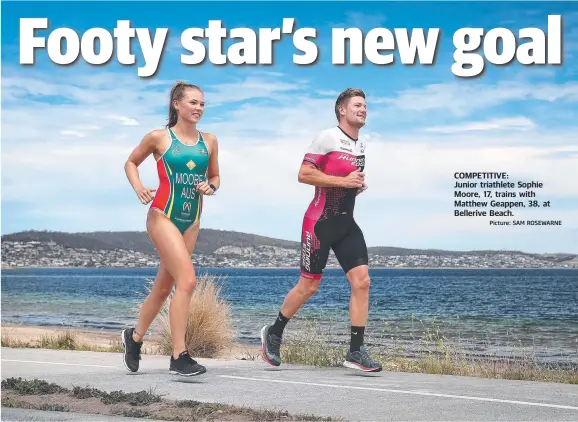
[2,267,577,363]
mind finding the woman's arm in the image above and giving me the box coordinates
[125,130,161,204]
[197,132,220,195]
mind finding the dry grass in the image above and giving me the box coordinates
[281,319,345,367]
[281,315,578,384]
[1,331,125,354]
[152,272,234,358]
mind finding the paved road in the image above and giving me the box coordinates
[2,347,578,421]
[1,407,164,421]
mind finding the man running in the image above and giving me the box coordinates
[260,88,382,372]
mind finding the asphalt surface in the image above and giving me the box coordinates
[2,347,578,421]
[1,407,164,421]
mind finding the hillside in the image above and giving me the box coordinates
[366,246,574,261]
[0,229,300,255]
[2,230,576,260]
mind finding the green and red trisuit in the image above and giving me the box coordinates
[150,128,210,234]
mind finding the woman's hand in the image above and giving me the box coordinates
[136,187,157,204]
[196,182,215,195]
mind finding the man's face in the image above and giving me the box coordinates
[342,96,367,128]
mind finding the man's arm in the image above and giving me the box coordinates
[298,130,364,189]
[298,163,363,188]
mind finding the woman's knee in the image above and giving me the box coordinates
[153,285,173,301]
[175,272,197,295]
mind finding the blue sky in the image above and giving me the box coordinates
[2,1,578,253]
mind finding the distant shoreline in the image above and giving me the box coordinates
[2,265,577,271]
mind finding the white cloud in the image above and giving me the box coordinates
[329,11,387,31]
[423,117,536,134]
[203,76,303,106]
[1,70,171,107]
[362,138,578,200]
[26,203,151,232]
[2,69,577,253]
[316,90,341,97]
[376,80,578,117]
[59,130,87,138]
[107,115,140,126]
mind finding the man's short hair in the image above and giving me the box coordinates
[335,88,366,121]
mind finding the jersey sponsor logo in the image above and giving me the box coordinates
[303,155,321,168]
[338,153,365,168]
[186,160,196,170]
[338,153,354,161]
[314,187,322,207]
[340,147,353,152]
[173,145,181,156]
[340,139,350,146]
[198,148,208,156]
[301,230,312,271]
[182,201,192,216]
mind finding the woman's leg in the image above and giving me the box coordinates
[133,220,200,344]
[132,262,175,343]
[165,221,201,358]
[122,258,176,372]
[145,213,194,353]
[122,212,202,373]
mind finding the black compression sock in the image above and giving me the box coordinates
[270,312,290,337]
[350,326,365,352]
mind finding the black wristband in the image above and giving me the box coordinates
[209,183,217,192]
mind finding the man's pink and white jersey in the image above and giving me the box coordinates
[302,126,366,221]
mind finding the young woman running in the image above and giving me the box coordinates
[121,81,220,376]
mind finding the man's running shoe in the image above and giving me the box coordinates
[169,351,206,376]
[121,327,142,372]
[343,346,383,372]
[260,324,282,366]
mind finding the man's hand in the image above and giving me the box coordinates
[135,187,156,204]
[356,182,368,196]
[196,182,215,195]
[342,171,364,188]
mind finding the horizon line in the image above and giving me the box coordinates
[2,228,576,256]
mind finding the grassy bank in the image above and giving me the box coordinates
[1,377,338,421]
[0,327,260,360]
[280,318,578,384]
[3,322,576,384]
[1,331,127,354]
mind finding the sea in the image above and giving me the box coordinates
[2,267,577,365]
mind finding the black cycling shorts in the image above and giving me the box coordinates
[300,214,368,280]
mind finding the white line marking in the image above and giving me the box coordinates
[220,375,578,411]
[2,359,119,369]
